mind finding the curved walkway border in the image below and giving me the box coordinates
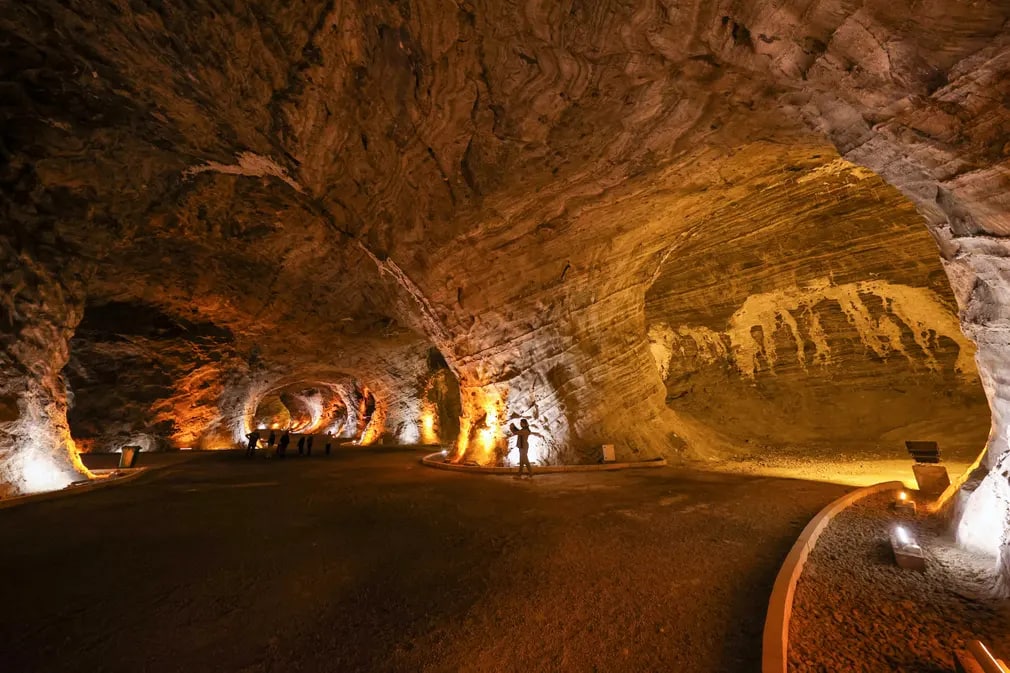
[0,467,150,510]
[421,452,666,474]
[761,479,904,673]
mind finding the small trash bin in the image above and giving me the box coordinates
[119,445,141,469]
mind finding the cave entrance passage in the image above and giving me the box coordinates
[252,380,357,439]
[642,152,990,474]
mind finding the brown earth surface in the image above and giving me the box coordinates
[790,492,1010,672]
[0,449,849,673]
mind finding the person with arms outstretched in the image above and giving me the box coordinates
[508,419,541,478]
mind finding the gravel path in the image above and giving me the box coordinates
[789,492,1010,672]
[0,449,847,673]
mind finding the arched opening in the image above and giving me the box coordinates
[644,153,991,481]
[66,299,237,454]
[248,378,362,443]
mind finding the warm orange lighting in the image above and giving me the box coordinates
[454,387,506,465]
[477,405,498,461]
[358,401,386,446]
[456,416,471,457]
[898,491,907,501]
[420,406,437,445]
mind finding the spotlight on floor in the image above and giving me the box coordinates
[894,490,917,514]
[890,525,926,571]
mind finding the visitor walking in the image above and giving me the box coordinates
[267,430,276,449]
[306,434,314,456]
[508,419,540,478]
[297,435,306,455]
[245,430,260,457]
[277,430,290,458]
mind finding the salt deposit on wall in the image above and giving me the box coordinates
[650,279,974,380]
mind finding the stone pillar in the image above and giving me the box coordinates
[831,93,1010,594]
[951,255,1010,596]
[0,244,91,495]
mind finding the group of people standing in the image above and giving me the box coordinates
[244,429,335,458]
[245,418,542,476]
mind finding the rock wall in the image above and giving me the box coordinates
[645,160,990,460]
[2,0,1009,590]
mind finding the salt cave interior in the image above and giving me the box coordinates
[1,1,1009,590]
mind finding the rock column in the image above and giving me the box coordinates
[0,240,91,495]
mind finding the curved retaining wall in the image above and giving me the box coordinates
[762,479,904,673]
[0,468,150,510]
[420,452,666,474]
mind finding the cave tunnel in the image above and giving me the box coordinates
[1,1,1009,670]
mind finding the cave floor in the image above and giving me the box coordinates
[0,449,850,673]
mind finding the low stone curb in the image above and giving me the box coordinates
[761,479,905,673]
[0,467,151,510]
[420,452,666,474]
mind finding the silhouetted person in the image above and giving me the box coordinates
[297,435,306,455]
[277,431,291,458]
[509,419,540,478]
[245,430,260,457]
[306,435,314,456]
[267,430,276,449]
[325,432,332,456]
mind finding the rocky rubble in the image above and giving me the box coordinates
[789,493,1010,672]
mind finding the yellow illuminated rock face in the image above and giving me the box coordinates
[1,0,1009,589]
[645,160,989,461]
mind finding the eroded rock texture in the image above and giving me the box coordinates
[2,1,1010,587]
[646,159,989,460]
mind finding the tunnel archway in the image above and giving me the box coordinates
[65,299,240,454]
[245,376,367,444]
[643,154,991,468]
[251,382,350,436]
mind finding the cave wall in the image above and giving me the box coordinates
[645,158,990,460]
[0,223,91,495]
[66,300,242,452]
[2,0,1009,589]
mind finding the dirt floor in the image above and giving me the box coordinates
[789,492,1010,672]
[0,449,849,673]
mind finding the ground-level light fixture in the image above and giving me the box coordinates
[894,490,917,514]
[890,525,926,571]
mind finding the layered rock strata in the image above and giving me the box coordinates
[1,1,1009,587]
[645,160,989,460]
